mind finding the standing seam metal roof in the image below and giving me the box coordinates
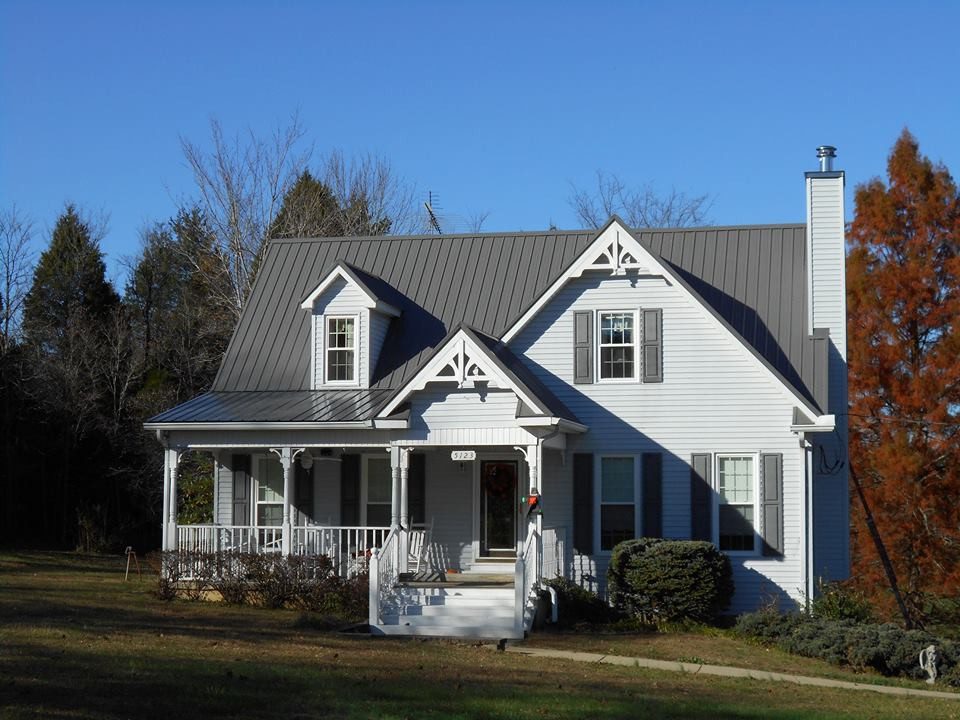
[155,223,818,424]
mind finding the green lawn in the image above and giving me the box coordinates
[1,551,958,719]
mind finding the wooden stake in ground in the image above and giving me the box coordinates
[124,546,141,581]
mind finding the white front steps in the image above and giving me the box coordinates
[373,584,521,639]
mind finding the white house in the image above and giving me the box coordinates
[145,147,849,639]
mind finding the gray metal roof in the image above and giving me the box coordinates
[148,390,392,424]
[152,222,823,424]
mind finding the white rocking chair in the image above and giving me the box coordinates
[408,518,433,574]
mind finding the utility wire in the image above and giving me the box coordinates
[839,412,960,429]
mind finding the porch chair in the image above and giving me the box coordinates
[407,518,433,574]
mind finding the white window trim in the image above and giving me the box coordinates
[323,313,360,387]
[253,454,284,527]
[595,309,640,383]
[714,452,761,556]
[594,454,641,554]
[361,454,392,526]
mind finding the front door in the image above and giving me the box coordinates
[479,460,518,558]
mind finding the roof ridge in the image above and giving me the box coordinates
[266,222,805,245]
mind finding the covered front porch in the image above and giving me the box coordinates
[161,439,568,638]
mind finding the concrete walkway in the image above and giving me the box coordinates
[497,644,960,700]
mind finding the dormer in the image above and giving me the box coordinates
[300,261,400,389]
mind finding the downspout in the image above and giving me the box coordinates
[805,437,815,611]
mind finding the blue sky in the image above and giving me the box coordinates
[2,1,959,284]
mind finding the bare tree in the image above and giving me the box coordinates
[569,171,711,229]
[320,150,418,236]
[466,209,491,233]
[0,205,35,352]
[180,115,310,317]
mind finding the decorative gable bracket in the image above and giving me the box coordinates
[377,328,548,419]
[585,225,646,276]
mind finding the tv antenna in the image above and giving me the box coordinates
[424,191,443,235]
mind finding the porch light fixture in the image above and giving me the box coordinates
[300,451,314,470]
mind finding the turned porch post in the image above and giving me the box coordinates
[161,450,170,550]
[166,449,181,551]
[390,446,401,528]
[276,447,294,555]
[399,448,411,573]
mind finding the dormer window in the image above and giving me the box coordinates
[326,315,357,383]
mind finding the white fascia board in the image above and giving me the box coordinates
[790,414,836,434]
[299,264,400,316]
[143,421,375,431]
[516,416,589,434]
[503,217,823,417]
[376,330,549,419]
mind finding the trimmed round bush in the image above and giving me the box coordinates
[607,538,734,623]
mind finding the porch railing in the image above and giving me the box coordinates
[542,526,567,580]
[514,528,541,636]
[291,525,390,577]
[174,524,389,578]
[369,525,401,626]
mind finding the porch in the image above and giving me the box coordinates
[161,442,569,638]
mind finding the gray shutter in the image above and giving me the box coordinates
[232,454,251,525]
[409,453,426,527]
[340,454,360,525]
[690,453,712,541]
[573,311,594,384]
[572,453,594,554]
[760,453,784,557]
[294,462,314,525]
[641,308,663,383]
[642,452,663,538]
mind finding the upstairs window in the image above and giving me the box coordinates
[326,316,356,383]
[717,455,756,552]
[598,311,637,380]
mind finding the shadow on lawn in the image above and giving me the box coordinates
[0,637,774,720]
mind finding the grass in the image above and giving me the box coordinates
[0,551,958,719]
[524,626,957,691]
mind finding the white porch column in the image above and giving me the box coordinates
[399,448,411,573]
[166,449,180,551]
[161,449,170,550]
[212,452,220,526]
[390,446,401,528]
[276,447,294,555]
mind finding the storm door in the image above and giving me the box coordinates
[479,460,518,558]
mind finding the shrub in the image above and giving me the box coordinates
[543,577,621,628]
[607,538,734,623]
[733,607,804,643]
[211,552,250,604]
[245,553,300,608]
[811,579,875,623]
[737,608,960,681]
[156,551,182,601]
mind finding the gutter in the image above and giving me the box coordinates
[143,418,409,432]
[516,416,589,434]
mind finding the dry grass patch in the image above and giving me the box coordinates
[1,552,958,719]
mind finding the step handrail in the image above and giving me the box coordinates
[369,525,401,627]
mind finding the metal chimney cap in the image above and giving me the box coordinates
[816,145,837,171]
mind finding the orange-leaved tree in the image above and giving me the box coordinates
[847,129,960,622]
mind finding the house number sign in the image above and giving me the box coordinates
[451,450,476,461]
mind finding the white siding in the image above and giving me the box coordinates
[411,389,519,431]
[216,458,233,525]
[510,273,807,611]
[369,310,391,383]
[423,450,474,571]
[311,277,369,389]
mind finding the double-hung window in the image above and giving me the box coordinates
[256,457,284,526]
[717,455,756,552]
[326,316,356,383]
[598,311,637,380]
[365,457,392,527]
[600,456,635,550]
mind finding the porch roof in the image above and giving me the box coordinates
[146,389,393,424]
